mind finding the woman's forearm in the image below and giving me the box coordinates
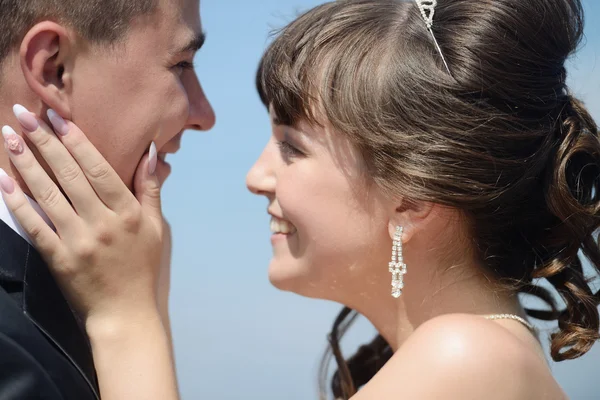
[87,310,179,400]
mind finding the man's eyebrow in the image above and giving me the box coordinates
[178,32,206,54]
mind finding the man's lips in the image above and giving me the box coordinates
[155,144,180,162]
[155,132,183,155]
[152,132,183,177]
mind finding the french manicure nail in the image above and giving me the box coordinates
[148,142,157,175]
[47,109,69,136]
[2,126,24,154]
[13,104,39,132]
[0,175,15,194]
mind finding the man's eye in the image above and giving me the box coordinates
[173,61,195,73]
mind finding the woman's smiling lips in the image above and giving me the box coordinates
[269,214,297,243]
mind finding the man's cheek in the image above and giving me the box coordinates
[105,153,140,190]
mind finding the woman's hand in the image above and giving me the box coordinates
[0,105,179,399]
[0,107,164,324]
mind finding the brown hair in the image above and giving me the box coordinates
[0,0,158,64]
[256,0,600,398]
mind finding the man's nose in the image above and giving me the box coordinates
[184,72,216,131]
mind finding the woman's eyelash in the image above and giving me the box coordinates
[277,140,303,158]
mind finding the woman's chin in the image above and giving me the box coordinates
[267,259,310,293]
[267,259,337,301]
[268,263,296,291]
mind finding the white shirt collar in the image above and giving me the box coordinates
[0,168,54,246]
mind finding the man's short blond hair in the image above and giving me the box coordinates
[0,0,158,62]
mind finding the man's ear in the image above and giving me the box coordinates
[20,21,74,118]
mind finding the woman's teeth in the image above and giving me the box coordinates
[270,216,297,235]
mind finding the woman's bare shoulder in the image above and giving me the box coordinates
[352,314,566,400]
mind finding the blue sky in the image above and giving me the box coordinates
[163,1,600,399]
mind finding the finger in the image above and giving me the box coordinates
[147,142,172,190]
[2,125,79,235]
[133,151,164,228]
[13,105,101,218]
[0,172,62,257]
[46,109,136,213]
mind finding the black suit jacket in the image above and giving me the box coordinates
[0,220,99,399]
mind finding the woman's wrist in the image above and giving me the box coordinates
[86,305,165,347]
[85,306,179,400]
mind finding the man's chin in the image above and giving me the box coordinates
[155,157,172,187]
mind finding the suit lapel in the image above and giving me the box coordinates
[0,220,99,399]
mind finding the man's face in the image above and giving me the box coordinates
[69,0,215,188]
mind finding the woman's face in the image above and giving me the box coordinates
[246,110,392,300]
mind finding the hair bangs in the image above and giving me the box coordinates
[256,1,403,131]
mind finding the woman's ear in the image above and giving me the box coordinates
[20,21,74,119]
[387,198,435,243]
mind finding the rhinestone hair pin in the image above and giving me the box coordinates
[414,0,452,76]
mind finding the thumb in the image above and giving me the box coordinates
[134,143,163,225]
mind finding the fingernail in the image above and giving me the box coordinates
[47,109,69,136]
[13,104,39,132]
[148,142,157,175]
[2,126,24,154]
[0,175,15,194]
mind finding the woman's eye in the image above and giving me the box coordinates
[277,140,303,160]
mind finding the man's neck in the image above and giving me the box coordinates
[0,141,33,199]
[0,168,54,244]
